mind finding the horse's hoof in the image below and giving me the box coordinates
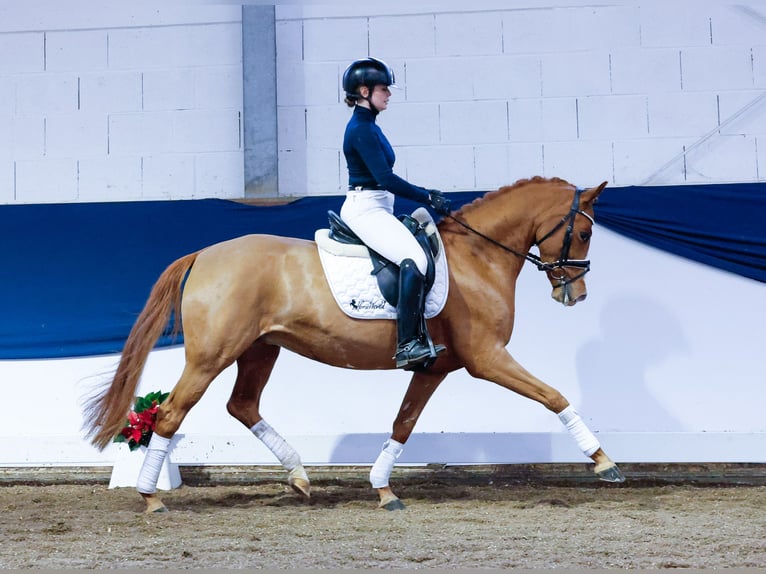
[288,467,311,499]
[379,497,406,511]
[141,493,168,513]
[595,463,626,483]
[289,478,311,499]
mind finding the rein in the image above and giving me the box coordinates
[444,187,593,285]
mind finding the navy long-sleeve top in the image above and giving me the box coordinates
[343,106,431,204]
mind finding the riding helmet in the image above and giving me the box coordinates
[342,57,396,98]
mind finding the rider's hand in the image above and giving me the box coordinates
[428,190,452,216]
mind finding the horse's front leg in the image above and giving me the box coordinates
[372,370,447,511]
[466,347,625,483]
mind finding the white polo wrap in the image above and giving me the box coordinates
[136,433,171,494]
[558,405,600,456]
[369,438,404,488]
[251,419,301,471]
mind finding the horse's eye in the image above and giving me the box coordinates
[579,231,591,242]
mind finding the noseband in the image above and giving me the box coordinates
[446,187,593,286]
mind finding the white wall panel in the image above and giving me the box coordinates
[306,147,342,195]
[404,57,475,102]
[302,61,343,106]
[79,71,142,112]
[142,154,195,200]
[639,3,712,48]
[472,55,542,100]
[15,73,78,114]
[77,156,142,201]
[142,69,196,111]
[647,92,719,137]
[540,51,611,97]
[275,19,303,64]
[0,76,13,113]
[543,140,613,183]
[45,112,107,157]
[195,66,244,110]
[306,105,347,149]
[0,32,43,73]
[719,92,766,135]
[370,15,436,59]
[609,48,681,94]
[378,102,440,146]
[577,95,648,140]
[14,158,77,203]
[435,12,503,57]
[108,112,175,155]
[107,24,241,71]
[195,151,245,198]
[508,97,578,143]
[474,143,544,190]
[439,100,508,144]
[754,46,766,89]
[685,134,759,183]
[171,110,240,153]
[0,4,241,33]
[302,18,368,62]
[0,160,11,202]
[45,30,107,72]
[612,138,689,185]
[710,3,766,46]
[404,145,475,190]
[681,46,755,91]
[0,115,44,159]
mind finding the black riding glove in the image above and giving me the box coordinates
[428,190,452,216]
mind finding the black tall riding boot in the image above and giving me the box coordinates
[394,259,445,369]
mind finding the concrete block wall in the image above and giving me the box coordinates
[275,1,766,196]
[0,4,243,204]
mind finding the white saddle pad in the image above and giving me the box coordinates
[315,208,449,320]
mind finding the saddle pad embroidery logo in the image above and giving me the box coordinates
[317,239,449,320]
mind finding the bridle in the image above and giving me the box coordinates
[445,187,593,287]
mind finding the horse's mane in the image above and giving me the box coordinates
[439,176,571,232]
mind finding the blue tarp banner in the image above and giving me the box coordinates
[1,182,764,359]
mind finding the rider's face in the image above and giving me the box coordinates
[360,84,391,112]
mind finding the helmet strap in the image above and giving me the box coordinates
[358,86,380,115]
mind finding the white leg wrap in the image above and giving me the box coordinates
[558,405,600,457]
[251,420,301,471]
[136,433,171,494]
[369,438,404,489]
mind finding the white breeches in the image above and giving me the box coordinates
[340,189,428,275]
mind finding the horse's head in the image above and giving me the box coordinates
[534,181,607,307]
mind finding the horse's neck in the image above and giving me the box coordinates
[461,190,540,258]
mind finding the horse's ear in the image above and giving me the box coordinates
[582,181,607,205]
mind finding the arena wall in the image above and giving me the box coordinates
[0,1,763,469]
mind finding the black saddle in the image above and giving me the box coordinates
[327,210,439,307]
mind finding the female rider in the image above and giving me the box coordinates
[340,57,450,370]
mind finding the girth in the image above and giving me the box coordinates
[326,210,439,307]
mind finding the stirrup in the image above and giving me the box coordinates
[394,339,445,369]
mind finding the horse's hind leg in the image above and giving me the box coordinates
[139,359,229,513]
[226,342,310,499]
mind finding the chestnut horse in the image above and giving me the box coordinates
[84,176,623,513]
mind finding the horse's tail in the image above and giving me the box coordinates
[83,251,200,450]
